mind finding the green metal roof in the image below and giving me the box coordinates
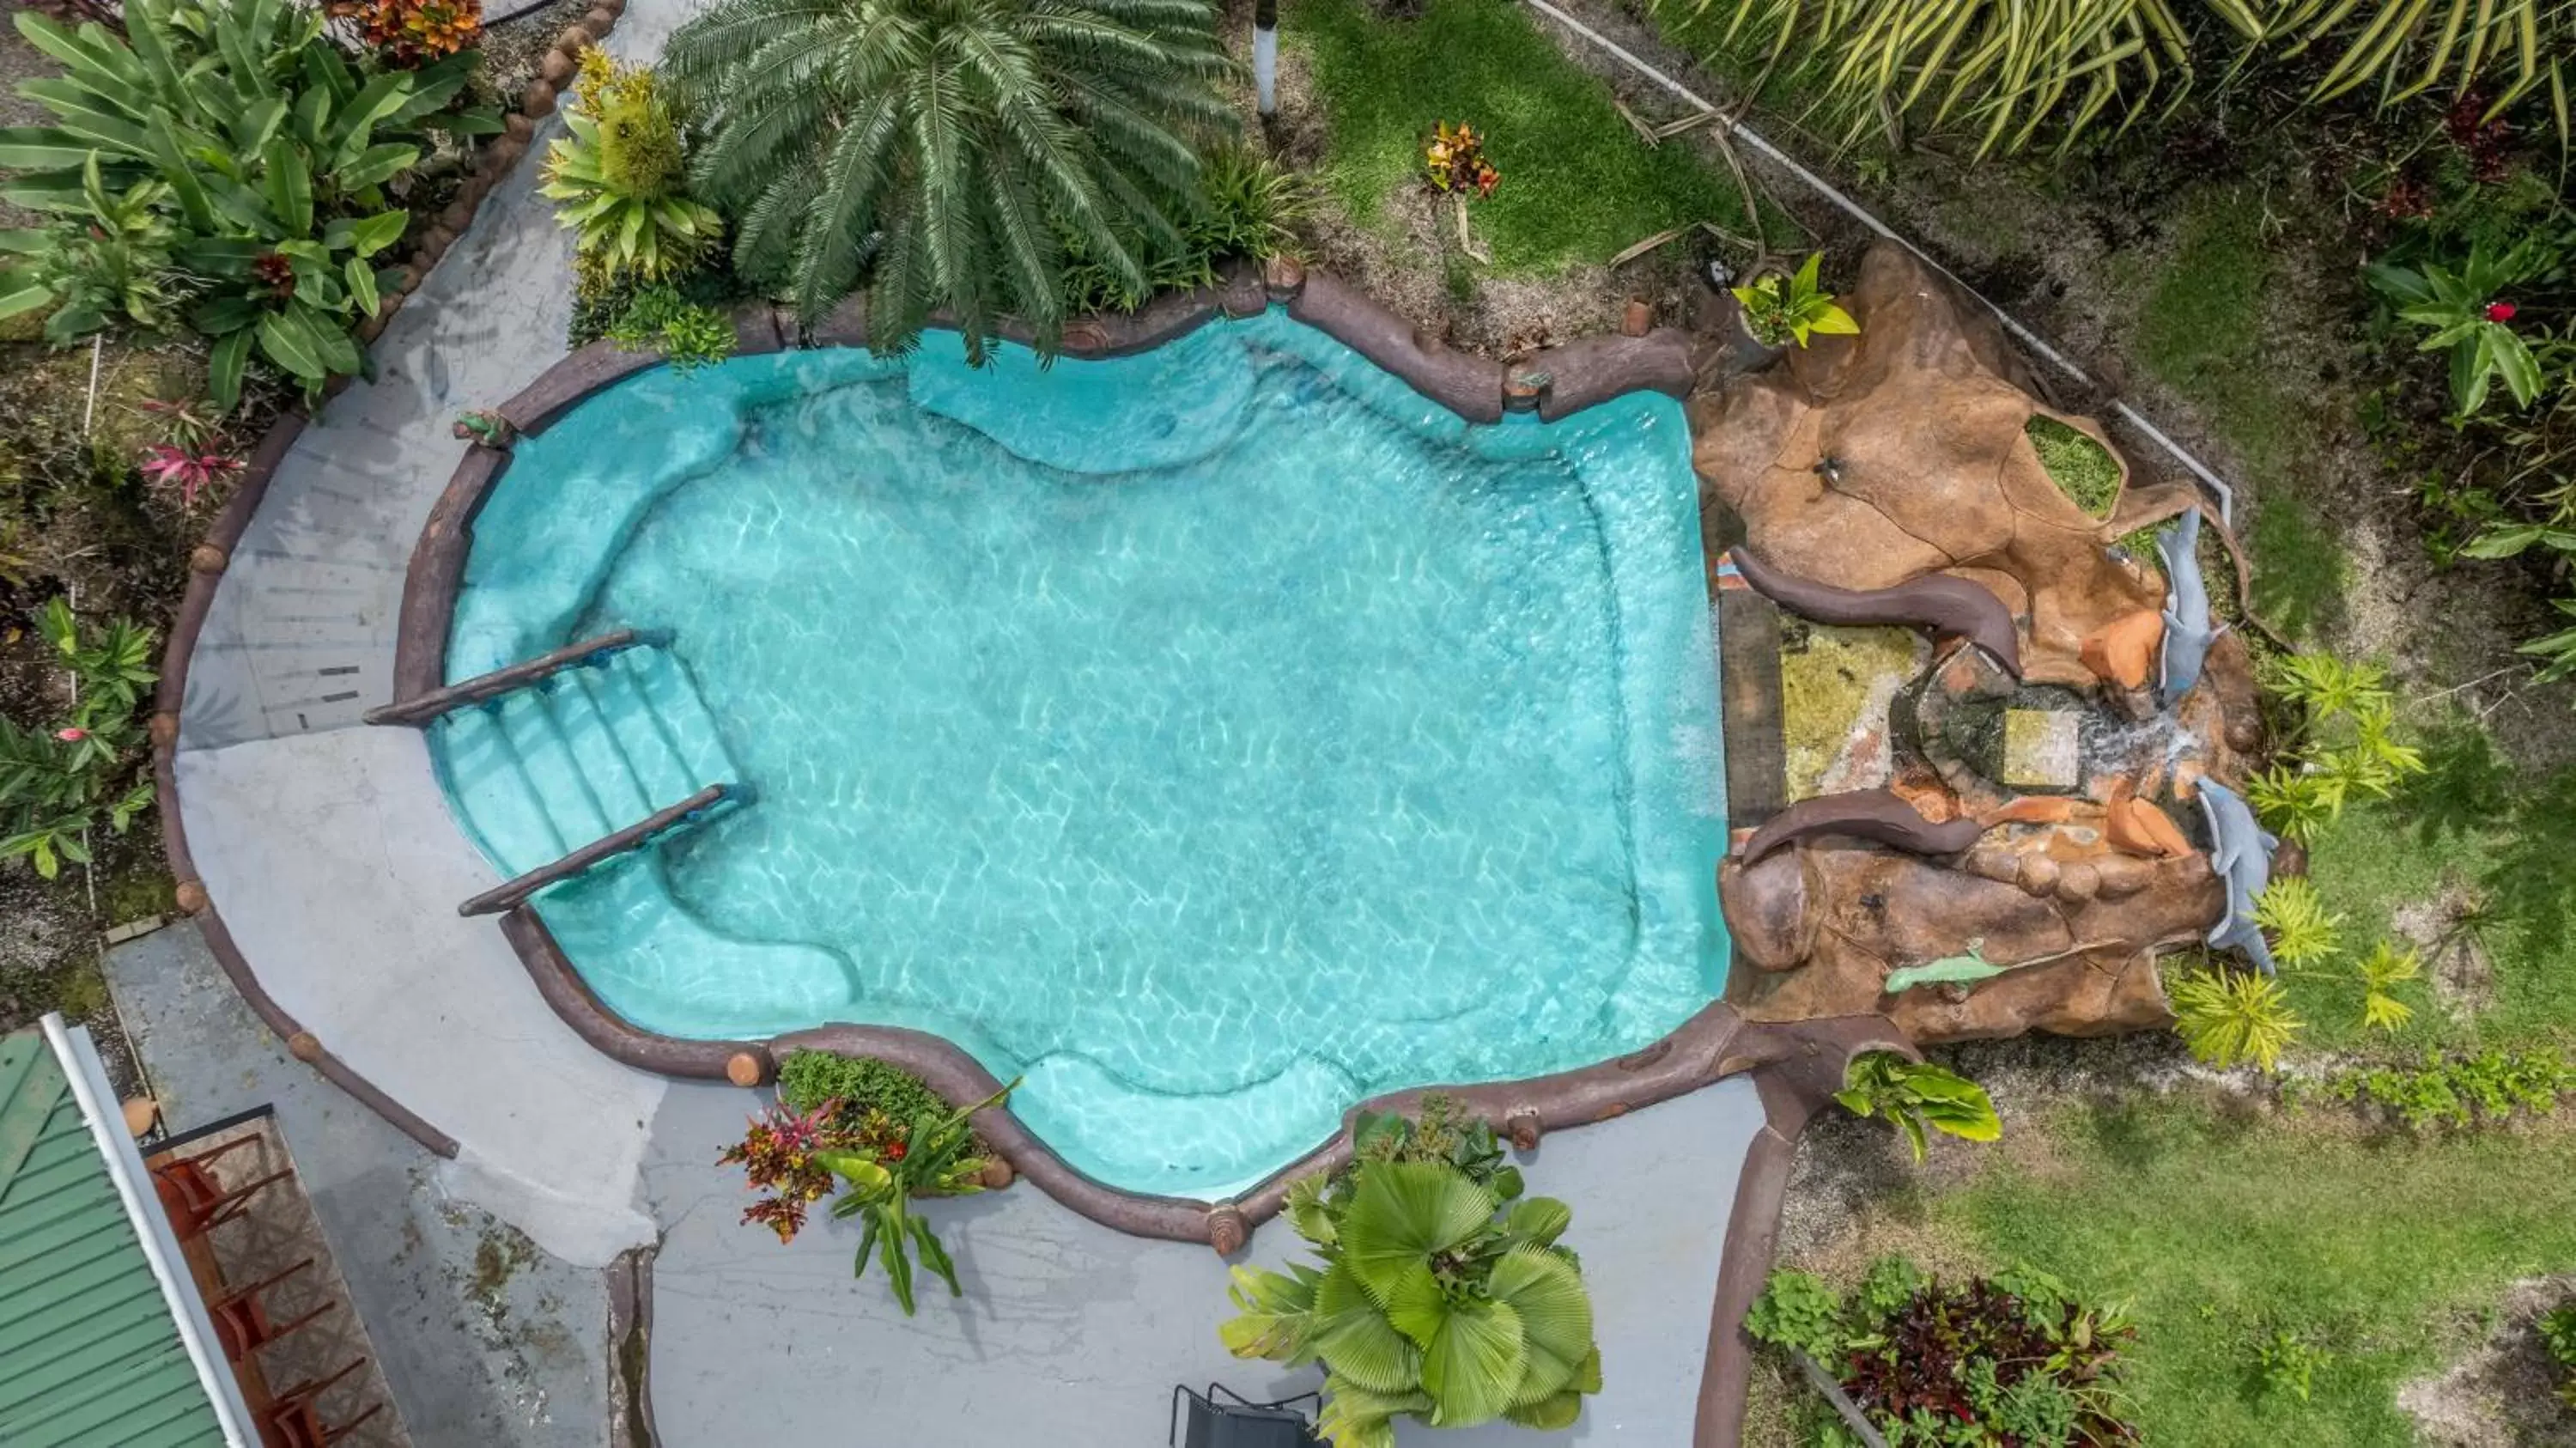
[0,1025,227,1447]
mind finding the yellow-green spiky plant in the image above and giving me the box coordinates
[541,51,725,283]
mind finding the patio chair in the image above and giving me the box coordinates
[264,1358,385,1448]
[207,1256,337,1361]
[1169,1383,1323,1448]
[150,1137,291,1242]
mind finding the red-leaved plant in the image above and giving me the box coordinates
[139,446,244,510]
[717,1098,908,1242]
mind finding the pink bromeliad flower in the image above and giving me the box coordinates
[139,446,244,509]
[2486,301,2518,323]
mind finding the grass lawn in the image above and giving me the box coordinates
[1285,0,1759,275]
[2287,717,2576,1052]
[1884,1095,2576,1446]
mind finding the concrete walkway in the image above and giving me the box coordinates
[170,4,704,1265]
[643,1078,1765,1445]
[106,922,615,1448]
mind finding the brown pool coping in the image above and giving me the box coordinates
[160,220,1907,1440]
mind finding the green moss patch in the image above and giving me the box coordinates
[2025,415,2123,516]
[1777,625,1921,800]
[1286,0,1759,276]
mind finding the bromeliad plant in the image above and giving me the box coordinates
[813,1079,1018,1317]
[1732,252,1860,350]
[0,599,158,878]
[329,0,484,65]
[541,52,723,284]
[1834,1052,2001,1163]
[1221,1099,1602,1445]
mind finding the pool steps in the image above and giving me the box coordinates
[421,642,750,911]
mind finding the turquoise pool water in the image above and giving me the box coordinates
[433,310,1728,1199]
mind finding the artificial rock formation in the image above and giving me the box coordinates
[1700,242,2269,1043]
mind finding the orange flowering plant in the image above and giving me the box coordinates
[329,0,483,65]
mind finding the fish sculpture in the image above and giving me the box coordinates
[2156,508,2228,707]
[2195,778,2277,975]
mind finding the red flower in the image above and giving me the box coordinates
[884,1141,907,1161]
[2486,301,2518,323]
[56,727,86,743]
[252,252,297,301]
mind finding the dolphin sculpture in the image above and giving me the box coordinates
[2195,778,2277,975]
[2156,508,2228,707]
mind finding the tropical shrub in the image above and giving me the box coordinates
[776,1049,953,1125]
[0,599,157,878]
[664,0,1236,356]
[722,1051,987,1242]
[541,52,723,284]
[2251,876,2341,969]
[1220,1098,1602,1445]
[814,1079,1016,1316]
[1833,1051,2001,1162]
[2312,1045,2576,1129]
[2170,965,2302,1071]
[2366,239,2547,416]
[605,284,735,371]
[0,159,188,344]
[2539,1303,2576,1407]
[1668,0,2576,158]
[2247,652,2426,843]
[1745,1260,2141,1445]
[0,0,497,407]
[1733,252,1859,350]
[1058,146,1309,315]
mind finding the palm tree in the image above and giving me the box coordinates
[664,0,1236,358]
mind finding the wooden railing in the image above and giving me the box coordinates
[365,628,670,727]
[458,782,748,917]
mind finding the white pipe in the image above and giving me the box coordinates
[1518,0,2235,524]
[1255,25,1278,117]
[43,1013,258,1448]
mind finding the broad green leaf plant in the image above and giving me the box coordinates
[1732,252,1859,349]
[0,156,186,344]
[0,0,494,405]
[2367,239,2548,417]
[812,1077,1017,1316]
[1832,1051,2002,1162]
[1220,1101,1603,1447]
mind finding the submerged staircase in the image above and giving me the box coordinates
[373,635,751,914]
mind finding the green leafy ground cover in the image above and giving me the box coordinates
[1285,0,1758,275]
[1905,1097,2576,1447]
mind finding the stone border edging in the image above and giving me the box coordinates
[148,3,638,1160]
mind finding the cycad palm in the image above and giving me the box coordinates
[664,0,1235,357]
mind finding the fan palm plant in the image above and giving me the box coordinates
[662,0,1236,359]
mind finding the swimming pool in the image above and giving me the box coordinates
[432,310,1728,1198]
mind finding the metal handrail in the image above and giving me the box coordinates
[458,782,748,916]
[366,628,670,727]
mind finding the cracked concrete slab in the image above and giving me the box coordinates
[106,921,614,1448]
[642,1077,1765,1445]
